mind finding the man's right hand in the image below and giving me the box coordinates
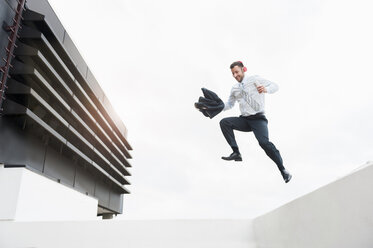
[256,85,267,94]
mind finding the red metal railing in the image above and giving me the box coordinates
[0,0,26,113]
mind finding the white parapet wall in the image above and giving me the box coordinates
[0,164,98,221]
[253,161,373,248]
[2,162,372,247]
[0,219,256,248]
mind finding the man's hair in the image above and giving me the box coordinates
[230,61,244,69]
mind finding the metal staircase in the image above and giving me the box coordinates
[0,0,26,114]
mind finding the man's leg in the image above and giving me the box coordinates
[219,117,251,153]
[249,117,285,172]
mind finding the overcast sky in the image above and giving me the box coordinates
[48,0,373,219]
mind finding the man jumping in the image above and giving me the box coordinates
[220,61,292,183]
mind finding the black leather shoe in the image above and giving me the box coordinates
[281,169,292,183]
[221,152,242,161]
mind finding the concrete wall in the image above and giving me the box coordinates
[0,219,256,248]
[0,165,98,221]
[253,161,373,248]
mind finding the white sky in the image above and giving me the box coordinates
[48,0,373,219]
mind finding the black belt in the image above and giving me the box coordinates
[240,112,265,119]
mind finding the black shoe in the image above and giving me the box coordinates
[221,152,242,161]
[281,169,292,183]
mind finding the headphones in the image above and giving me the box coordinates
[238,61,247,72]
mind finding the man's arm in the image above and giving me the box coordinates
[255,76,279,94]
[223,89,236,111]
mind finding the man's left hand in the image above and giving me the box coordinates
[256,85,267,93]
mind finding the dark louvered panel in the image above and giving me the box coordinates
[0,0,133,215]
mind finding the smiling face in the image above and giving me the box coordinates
[231,65,245,82]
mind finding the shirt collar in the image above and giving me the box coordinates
[240,74,248,84]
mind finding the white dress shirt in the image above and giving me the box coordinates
[223,75,278,116]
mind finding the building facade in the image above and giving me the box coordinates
[0,0,132,218]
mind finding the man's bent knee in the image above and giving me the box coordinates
[219,118,230,127]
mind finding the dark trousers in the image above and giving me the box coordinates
[219,114,285,171]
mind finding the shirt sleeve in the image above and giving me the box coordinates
[224,88,236,111]
[255,76,279,94]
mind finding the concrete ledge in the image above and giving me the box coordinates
[0,219,256,248]
[253,161,373,248]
